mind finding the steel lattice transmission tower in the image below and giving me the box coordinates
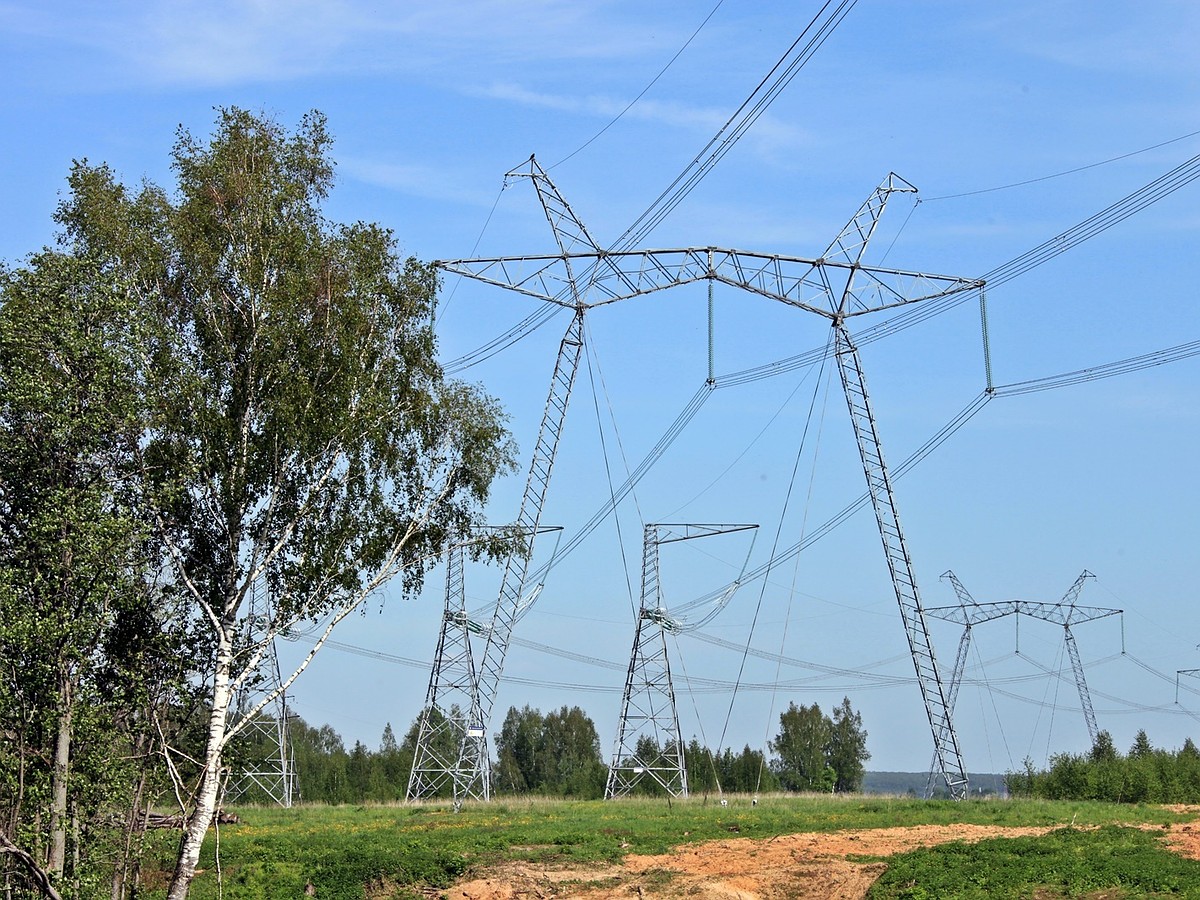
[406,541,479,801]
[927,569,1121,753]
[226,582,297,807]
[407,530,550,802]
[415,157,642,801]
[444,172,983,798]
[606,523,756,799]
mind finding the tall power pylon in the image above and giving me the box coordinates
[443,172,983,798]
[415,157,636,801]
[226,582,297,807]
[926,569,1121,752]
[606,523,756,799]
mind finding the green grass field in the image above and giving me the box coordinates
[141,795,1200,899]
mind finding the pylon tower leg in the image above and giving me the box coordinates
[835,324,969,799]
[455,310,586,799]
[407,544,485,801]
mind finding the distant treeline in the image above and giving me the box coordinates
[1010,730,1200,804]
[276,707,777,804]
[257,696,870,804]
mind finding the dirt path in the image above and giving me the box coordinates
[450,824,1055,900]
[449,814,1200,900]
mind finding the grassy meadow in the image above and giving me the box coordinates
[141,794,1200,899]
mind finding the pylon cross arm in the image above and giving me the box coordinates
[438,248,980,317]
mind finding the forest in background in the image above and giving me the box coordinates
[245,696,871,804]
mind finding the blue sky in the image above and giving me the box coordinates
[4,1,1200,778]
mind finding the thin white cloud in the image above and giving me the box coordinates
[0,0,676,89]
[477,82,814,159]
[479,82,728,131]
[135,0,365,85]
[974,1,1200,78]
[338,156,494,207]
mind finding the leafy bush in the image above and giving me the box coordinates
[869,825,1200,898]
[1008,730,1200,804]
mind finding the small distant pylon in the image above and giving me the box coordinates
[606,523,756,799]
[226,582,297,807]
[407,542,483,801]
[925,568,1122,792]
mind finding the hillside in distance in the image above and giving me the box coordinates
[863,771,1009,797]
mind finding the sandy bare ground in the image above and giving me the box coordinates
[446,812,1200,900]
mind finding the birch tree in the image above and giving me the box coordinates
[57,107,516,898]
[770,701,835,792]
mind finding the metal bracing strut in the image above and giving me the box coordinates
[816,174,969,799]
[1059,570,1102,745]
[924,570,981,795]
[607,526,684,798]
[433,167,983,800]
[412,157,606,802]
[227,582,297,807]
[924,624,974,798]
[455,310,585,799]
[939,570,981,723]
[1064,625,1099,744]
[606,523,756,800]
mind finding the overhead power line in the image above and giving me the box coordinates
[981,150,1200,291]
[923,127,1200,201]
[443,0,860,372]
[993,339,1200,396]
[614,0,859,253]
[550,0,728,169]
[792,146,1200,356]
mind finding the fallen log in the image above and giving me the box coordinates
[143,810,240,829]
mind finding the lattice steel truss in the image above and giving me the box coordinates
[606,524,756,799]
[415,158,618,801]
[407,542,480,801]
[927,569,1121,761]
[407,528,553,802]
[436,165,983,799]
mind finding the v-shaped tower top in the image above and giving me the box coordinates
[438,170,981,318]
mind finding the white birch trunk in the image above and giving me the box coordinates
[165,633,235,900]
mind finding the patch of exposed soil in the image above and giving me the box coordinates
[438,806,1200,900]
[441,812,1200,900]
[448,823,1062,900]
[1161,807,1200,860]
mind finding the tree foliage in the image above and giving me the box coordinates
[0,249,190,897]
[1010,730,1200,804]
[2,107,516,898]
[494,705,607,798]
[828,696,870,793]
[770,698,869,793]
[495,705,545,794]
